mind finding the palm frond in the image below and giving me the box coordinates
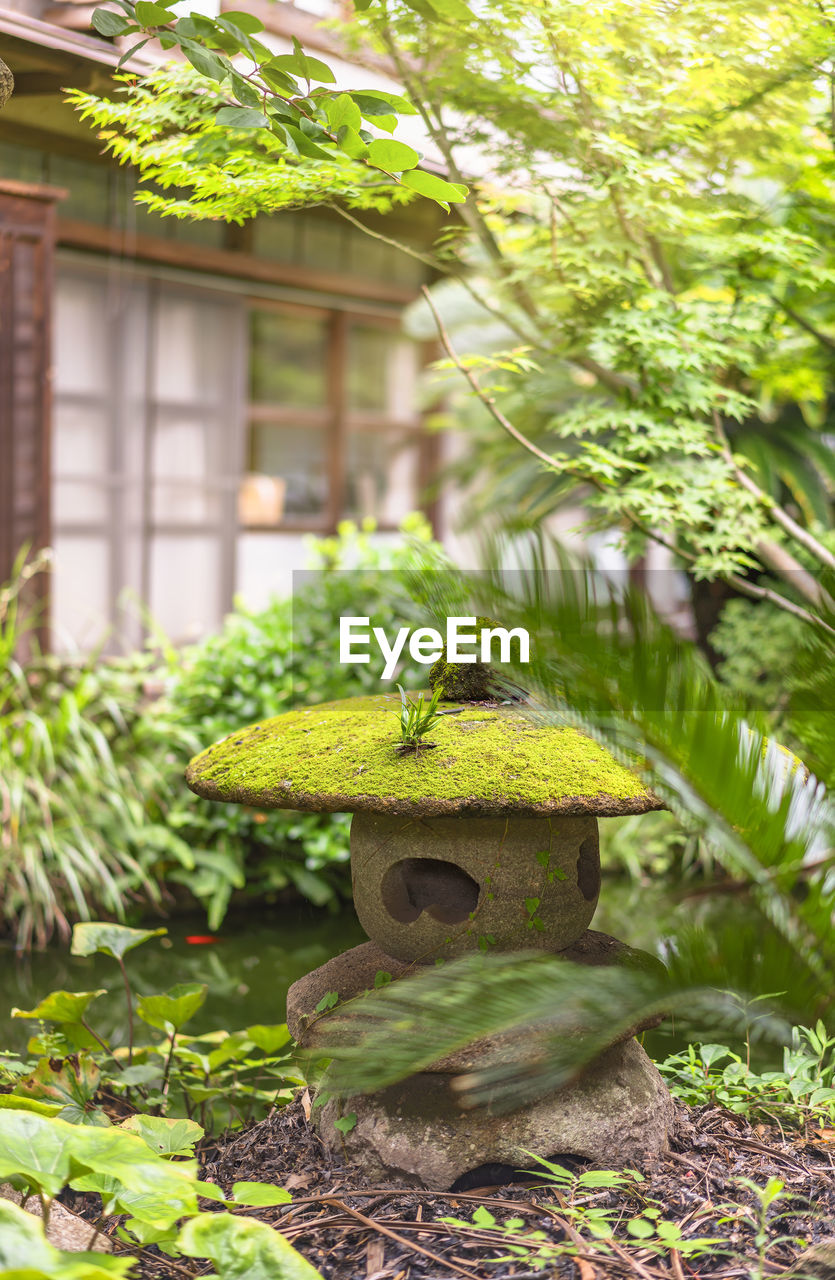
[311,944,790,1110]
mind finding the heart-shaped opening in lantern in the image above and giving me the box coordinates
[381,856,480,925]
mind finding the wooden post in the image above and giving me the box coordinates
[0,180,65,646]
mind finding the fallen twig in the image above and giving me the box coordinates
[320,1196,483,1280]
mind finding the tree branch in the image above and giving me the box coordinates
[778,298,835,354]
[421,285,574,475]
[423,286,835,636]
[752,537,832,609]
[712,411,835,576]
[375,20,545,326]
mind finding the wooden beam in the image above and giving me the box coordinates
[0,7,122,67]
[56,217,421,305]
[327,308,348,528]
[0,178,68,202]
[6,71,85,94]
[0,117,109,161]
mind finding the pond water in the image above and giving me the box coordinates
[0,905,366,1055]
[0,877,690,1058]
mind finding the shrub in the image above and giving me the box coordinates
[165,515,447,926]
[710,598,803,737]
[710,587,835,788]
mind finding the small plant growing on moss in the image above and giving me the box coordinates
[395,684,442,755]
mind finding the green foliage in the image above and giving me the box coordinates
[311,558,834,1106]
[658,1023,835,1125]
[600,809,715,883]
[0,1109,202,1207]
[1,520,447,946]
[0,1110,321,1277]
[394,682,442,751]
[70,924,168,961]
[230,1182,292,1206]
[442,1160,726,1263]
[711,598,803,732]
[0,1199,131,1279]
[165,516,448,924]
[178,1212,324,1279]
[381,0,835,591]
[68,64,412,224]
[12,990,106,1025]
[0,923,317,1277]
[136,983,208,1032]
[710,559,835,788]
[782,599,835,791]
[72,0,468,220]
[0,552,198,950]
[120,1114,203,1155]
[0,922,823,1279]
[4,924,302,1134]
[14,1055,102,1125]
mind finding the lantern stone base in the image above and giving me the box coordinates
[316,1039,674,1190]
[288,935,673,1189]
[286,932,665,1058]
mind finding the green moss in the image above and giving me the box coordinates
[187,695,661,817]
[428,615,502,701]
[428,658,495,701]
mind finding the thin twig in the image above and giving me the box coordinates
[421,285,569,475]
[161,1028,178,1097]
[80,1019,124,1071]
[779,298,835,354]
[724,572,835,637]
[320,1197,482,1280]
[328,203,443,271]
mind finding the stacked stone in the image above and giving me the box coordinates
[187,688,674,1189]
[0,59,14,110]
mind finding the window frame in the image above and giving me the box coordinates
[243,297,435,533]
[51,255,246,649]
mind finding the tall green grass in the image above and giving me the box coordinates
[0,551,197,950]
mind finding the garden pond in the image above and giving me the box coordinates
[0,876,696,1056]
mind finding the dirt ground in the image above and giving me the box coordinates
[68,1095,835,1279]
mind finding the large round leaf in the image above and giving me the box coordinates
[179,1213,324,1279]
[12,990,106,1024]
[71,923,167,960]
[367,138,420,171]
[137,983,208,1032]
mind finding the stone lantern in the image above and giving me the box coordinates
[187,685,675,1189]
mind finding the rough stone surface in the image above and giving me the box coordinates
[428,616,505,702]
[286,933,665,1068]
[351,811,600,961]
[0,59,13,109]
[428,658,496,702]
[1,1183,112,1252]
[317,1038,674,1189]
[186,694,662,817]
[788,1243,835,1279]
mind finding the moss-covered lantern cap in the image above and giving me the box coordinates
[186,694,664,818]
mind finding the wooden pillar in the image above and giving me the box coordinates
[0,180,65,640]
